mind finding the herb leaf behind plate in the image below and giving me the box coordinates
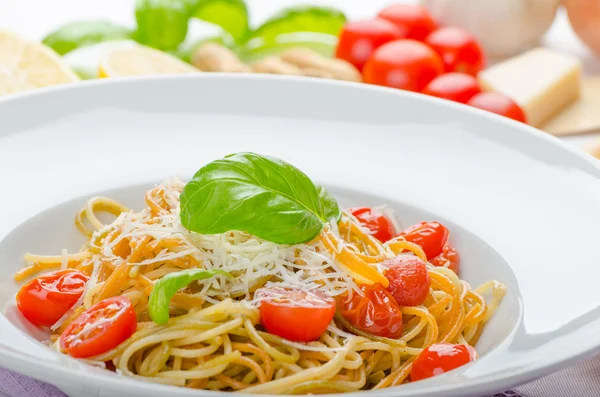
[180,152,340,244]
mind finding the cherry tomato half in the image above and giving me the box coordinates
[335,19,405,71]
[377,4,438,41]
[425,27,485,76]
[422,73,482,104]
[16,269,89,327]
[60,296,137,358]
[363,39,443,92]
[430,243,460,274]
[399,221,449,260]
[349,207,397,243]
[256,286,336,342]
[383,256,431,307]
[467,92,527,123]
[338,284,403,338]
[411,343,477,381]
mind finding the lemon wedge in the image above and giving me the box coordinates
[0,29,79,96]
[98,45,199,78]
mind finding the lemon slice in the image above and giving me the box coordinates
[0,29,79,96]
[98,45,199,78]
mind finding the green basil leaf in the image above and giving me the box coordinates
[135,0,190,51]
[246,6,346,46]
[188,0,249,44]
[240,32,337,63]
[180,152,337,244]
[317,185,341,223]
[42,20,132,55]
[149,268,231,324]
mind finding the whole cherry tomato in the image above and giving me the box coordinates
[467,92,527,123]
[338,283,403,338]
[425,27,485,76]
[383,256,431,306]
[335,19,405,71]
[422,73,482,104]
[255,286,336,342]
[60,296,137,358]
[430,243,460,274]
[378,4,438,41]
[411,343,477,381]
[363,39,443,92]
[399,221,449,260]
[349,207,397,243]
[16,269,89,327]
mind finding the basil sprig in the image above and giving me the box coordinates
[149,268,230,324]
[180,152,340,244]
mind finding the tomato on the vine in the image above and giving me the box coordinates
[335,19,405,71]
[422,73,482,104]
[467,92,527,123]
[425,27,485,76]
[377,4,438,41]
[363,39,443,92]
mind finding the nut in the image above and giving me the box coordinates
[192,43,250,73]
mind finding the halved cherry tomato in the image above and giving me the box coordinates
[60,296,137,358]
[422,73,482,104]
[338,284,403,338]
[349,207,397,243]
[16,269,89,327]
[399,221,449,260]
[425,27,485,76]
[363,39,443,92]
[377,4,438,41]
[411,343,477,381]
[467,92,527,123]
[335,19,405,71]
[256,286,336,342]
[383,256,431,306]
[430,243,460,274]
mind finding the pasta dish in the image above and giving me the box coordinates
[13,152,505,393]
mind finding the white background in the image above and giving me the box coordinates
[0,0,598,148]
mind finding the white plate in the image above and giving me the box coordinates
[1,75,600,397]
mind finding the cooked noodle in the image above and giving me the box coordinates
[15,179,506,393]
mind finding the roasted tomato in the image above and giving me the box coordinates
[383,256,431,306]
[411,343,477,381]
[349,207,397,243]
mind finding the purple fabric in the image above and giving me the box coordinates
[0,367,523,397]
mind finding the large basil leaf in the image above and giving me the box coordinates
[43,21,132,55]
[180,152,339,244]
[317,185,341,223]
[246,6,346,47]
[189,0,249,44]
[135,0,189,51]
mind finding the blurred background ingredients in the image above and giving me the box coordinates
[1,0,600,150]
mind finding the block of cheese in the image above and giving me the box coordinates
[478,48,581,127]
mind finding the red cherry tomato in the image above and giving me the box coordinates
[338,283,403,338]
[378,4,438,41]
[349,207,397,243]
[60,296,137,358]
[363,39,443,92]
[383,256,431,306]
[335,19,405,71]
[399,221,449,260]
[411,343,477,381]
[16,269,89,327]
[425,27,485,76]
[256,286,336,342]
[430,243,460,274]
[467,92,527,123]
[422,73,482,104]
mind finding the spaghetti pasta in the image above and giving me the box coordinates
[13,177,506,393]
